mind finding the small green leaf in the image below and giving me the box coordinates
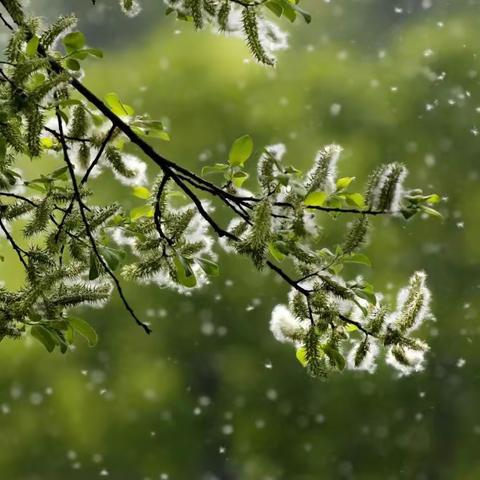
[265,1,283,17]
[323,344,346,371]
[65,58,81,71]
[104,92,135,117]
[89,252,100,280]
[354,288,377,305]
[84,48,104,58]
[26,35,39,57]
[130,205,154,221]
[296,347,308,367]
[232,171,249,188]
[51,166,68,179]
[304,191,328,207]
[174,256,197,288]
[344,253,372,267]
[345,193,365,208]
[68,317,98,347]
[290,2,312,23]
[228,135,253,167]
[132,186,151,200]
[31,325,56,353]
[336,177,355,190]
[63,31,86,51]
[201,163,229,176]
[420,205,443,219]
[195,257,220,277]
[268,242,286,262]
[101,246,125,271]
[426,194,441,204]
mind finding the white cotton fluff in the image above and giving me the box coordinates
[305,144,342,194]
[390,271,432,333]
[112,154,148,187]
[386,347,427,377]
[370,163,408,212]
[347,340,380,374]
[270,304,308,345]
[258,19,289,54]
[70,144,104,179]
[218,217,243,254]
[257,143,287,179]
[111,228,136,248]
[120,0,142,17]
[266,143,287,160]
[208,5,288,64]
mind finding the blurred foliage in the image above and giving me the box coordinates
[0,1,479,479]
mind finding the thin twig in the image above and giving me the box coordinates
[0,215,28,269]
[55,109,152,334]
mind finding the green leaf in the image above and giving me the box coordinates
[228,135,254,167]
[336,177,355,190]
[290,1,312,23]
[130,205,154,221]
[345,193,365,208]
[104,92,135,117]
[353,287,377,305]
[31,325,56,353]
[65,58,81,71]
[277,0,296,21]
[132,186,151,200]
[344,253,372,267]
[268,242,286,262]
[296,347,308,367]
[174,256,197,288]
[201,163,229,176]
[232,171,249,188]
[304,191,328,207]
[266,1,283,17]
[63,31,86,51]
[51,166,68,179]
[195,257,220,277]
[26,35,39,57]
[40,137,54,149]
[68,317,98,347]
[323,344,346,371]
[89,252,100,280]
[100,246,125,271]
[421,205,443,219]
[84,48,104,58]
[426,193,441,204]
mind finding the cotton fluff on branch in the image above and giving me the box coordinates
[119,0,142,17]
[390,271,432,334]
[162,1,288,66]
[366,163,407,212]
[270,304,308,345]
[111,154,148,187]
[304,145,342,194]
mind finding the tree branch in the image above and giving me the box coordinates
[55,109,152,334]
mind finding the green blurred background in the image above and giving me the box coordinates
[1,1,479,478]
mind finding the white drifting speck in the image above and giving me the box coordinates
[330,103,342,116]
[222,424,234,435]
